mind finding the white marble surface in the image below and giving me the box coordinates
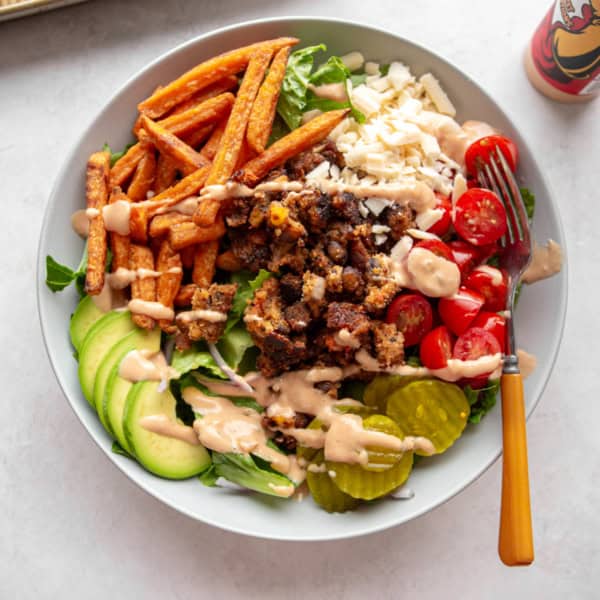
[1,0,598,597]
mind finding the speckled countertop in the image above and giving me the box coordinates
[1,0,598,597]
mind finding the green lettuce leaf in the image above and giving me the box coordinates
[267,114,291,146]
[465,380,500,424]
[198,463,219,487]
[520,187,535,221]
[310,55,350,85]
[212,452,294,497]
[103,142,135,167]
[225,269,272,333]
[277,44,326,130]
[111,441,132,458]
[171,345,226,378]
[46,246,88,295]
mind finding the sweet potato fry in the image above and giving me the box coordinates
[108,186,131,272]
[149,212,191,238]
[156,240,183,333]
[247,46,290,154]
[192,47,273,227]
[192,240,219,287]
[216,249,243,272]
[174,283,198,307]
[154,154,178,193]
[198,118,227,161]
[129,204,149,244]
[235,138,257,170]
[85,150,111,295]
[129,244,156,330]
[168,218,226,251]
[182,124,214,150]
[179,246,196,270]
[169,75,238,116]
[127,148,157,201]
[139,115,208,176]
[138,37,298,119]
[238,109,349,187]
[109,143,145,188]
[203,46,273,187]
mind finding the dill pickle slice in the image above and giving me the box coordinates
[363,375,425,413]
[326,415,414,500]
[333,403,377,419]
[306,451,360,513]
[386,380,470,455]
[295,418,325,462]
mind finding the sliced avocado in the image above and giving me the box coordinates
[69,295,104,352]
[123,381,210,479]
[94,327,161,434]
[78,311,136,405]
[105,367,135,454]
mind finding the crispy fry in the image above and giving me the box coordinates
[149,212,191,238]
[139,115,208,176]
[198,118,227,161]
[216,249,244,272]
[109,143,145,187]
[247,46,290,154]
[168,218,226,251]
[192,240,219,287]
[127,148,157,201]
[192,47,273,227]
[238,109,349,187]
[174,283,198,307]
[108,186,131,272]
[169,75,238,116]
[129,244,156,330]
[129,204,149,244]
[156,240,183,333]
[235,138,257,170]
[138,38,298,119]
[85,151,111,295]
[154,154,178,193]
[203,46,273,187]
[182,124,214,150]
[179,245,196,270]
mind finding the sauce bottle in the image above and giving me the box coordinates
[525,0,600,102]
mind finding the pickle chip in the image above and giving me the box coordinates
[385,380,470,455]
[326,415,414,500]
[363,375,425,413]
[295,418,326,463]
[306,451,360,513]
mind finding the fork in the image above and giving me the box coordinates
[477,148,534,567]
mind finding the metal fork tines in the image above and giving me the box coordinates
[476,147,532,373]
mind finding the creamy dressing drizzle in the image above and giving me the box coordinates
[309,82,348,103]
[403,247,460,298]
[108,267,181,289]
[473,265,503,286]
[522,240,563,284]
[90,280,127,312]
[127,299,174,320]
[102,200,131,235]
[176,309,227,324]
[118,349,178,383]
[139,415,199,446]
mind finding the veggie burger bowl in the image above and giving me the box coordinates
[38,18,567,541]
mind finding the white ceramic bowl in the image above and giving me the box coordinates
[37,17,567,541]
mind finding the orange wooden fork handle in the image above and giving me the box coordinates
[499,373,534,566]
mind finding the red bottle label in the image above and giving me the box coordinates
[531,0,600,95]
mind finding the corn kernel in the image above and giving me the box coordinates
[268,202,289,227]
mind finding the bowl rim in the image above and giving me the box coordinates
[37,15,568,541]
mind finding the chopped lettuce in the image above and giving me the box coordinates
[225,269,272,333]
[520,187,535,221]
[212,452,294,497]
[171,345,227,379]
[277,44,365,131]
[464,380,500,424]
[103,142,134,167]
[111,440,132,458]
[198,463,219,487]
[46,246,90,296]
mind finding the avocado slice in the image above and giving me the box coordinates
[123,381,210,479]
[69,295,104,352]
[105,366,136,454]
[78,311,136,405]
[93,327,161,435]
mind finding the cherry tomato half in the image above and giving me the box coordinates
[465,135,518,178]
[448,240,480,278]
[453,188,507,247]
[414,238,453,262]
[464,266,508,312]
[426,193,452,237]
[453,327,502,388]
[471,311,506,353]
[438,286,485,336]
[385,293,433,347]
[420,325,454,369]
